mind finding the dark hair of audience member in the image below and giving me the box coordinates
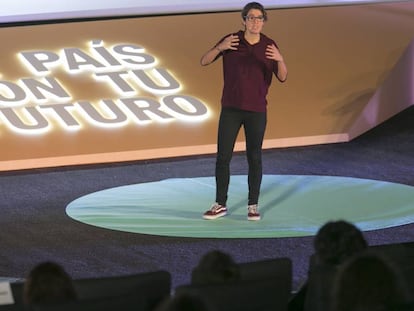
[155,292,213,311]
[332,251,412,311]
[191,250,240,285]
[313,220,368,265]
[288,220,369,311]
[23,261,77,306]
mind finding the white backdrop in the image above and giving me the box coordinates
[0,0,400,23]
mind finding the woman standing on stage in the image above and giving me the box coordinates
[200,2,288,221]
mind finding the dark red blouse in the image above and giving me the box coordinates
[216,30,283,112]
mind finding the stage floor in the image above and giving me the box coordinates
[2,106,413,290]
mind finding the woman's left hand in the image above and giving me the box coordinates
[265,44,284,62]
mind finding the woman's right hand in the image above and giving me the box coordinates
[217,34,239,51]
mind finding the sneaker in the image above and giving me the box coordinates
[203,203,227,220]
[247,204,261,221]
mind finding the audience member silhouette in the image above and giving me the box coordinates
[289,220,368,311]
[191,250,240,285]
[23,261,77,306]
[331,251,413,311]
[155,292,213,311]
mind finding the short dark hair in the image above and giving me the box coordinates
[241,2,268,21]
[24,261,77,305]
[314,220,368,265]
[332,252,411,311]
[191,250,240,285]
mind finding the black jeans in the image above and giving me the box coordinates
[215,107,267,206]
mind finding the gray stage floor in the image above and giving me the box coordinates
[1,106,413,290]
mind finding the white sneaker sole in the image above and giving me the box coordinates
[247,215,261,221]
[203,211,227,220]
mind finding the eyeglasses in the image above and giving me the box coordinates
[245,15,265,22]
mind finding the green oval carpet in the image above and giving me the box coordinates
[66,175,414,238]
